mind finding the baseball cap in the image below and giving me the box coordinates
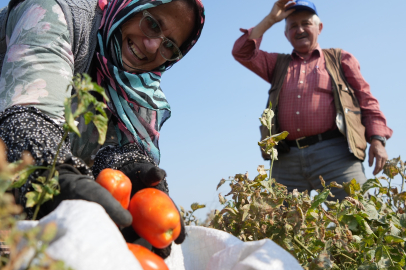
[286,0,318,16]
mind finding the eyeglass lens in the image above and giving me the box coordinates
[140,16,182,61]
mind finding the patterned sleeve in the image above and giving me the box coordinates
[0,0,74,122]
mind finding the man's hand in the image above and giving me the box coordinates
[268,0,296,24]
[249,0,295,39]
[368,139,388,175]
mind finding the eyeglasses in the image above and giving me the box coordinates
[139,10,183,61]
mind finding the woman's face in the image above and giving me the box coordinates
[121,1,195,72]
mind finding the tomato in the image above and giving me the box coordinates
[128,188,181,249]
[127,243,169,270]
[96,168,132,209]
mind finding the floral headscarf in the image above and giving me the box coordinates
[95,0,205,164]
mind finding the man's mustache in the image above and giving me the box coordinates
[295,33,308,39]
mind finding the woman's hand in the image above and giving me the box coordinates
[249,0,296,40]
[119,162,186,259]
[40,164,133,227]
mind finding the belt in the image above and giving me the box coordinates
[286,129,343,149]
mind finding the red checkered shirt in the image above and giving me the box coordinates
[232,28,393,141]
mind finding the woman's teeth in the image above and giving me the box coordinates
[128,39,145,60]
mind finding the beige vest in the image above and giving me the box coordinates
[260,48,367,160]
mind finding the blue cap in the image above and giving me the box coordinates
[286,0,318,16]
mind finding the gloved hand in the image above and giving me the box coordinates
[118,161,186,259]
[39,164,133,227]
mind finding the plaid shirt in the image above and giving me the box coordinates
[232,28,393,141]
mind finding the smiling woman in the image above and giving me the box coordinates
[0,0,204,260]
[121,1,196,72]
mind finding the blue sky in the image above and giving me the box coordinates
[1,0,405,221]
[158,0,406,220]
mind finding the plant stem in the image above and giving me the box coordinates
[32,131,68,220]
[337,252,356,262]
[293,236,314,256]
[384,245,395,267]
[269,153,274,180]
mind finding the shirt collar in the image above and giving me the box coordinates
[291,44,322,60]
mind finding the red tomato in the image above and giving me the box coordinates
[128,188,181,249]
[96,168,132,209]
[127,243,169,270]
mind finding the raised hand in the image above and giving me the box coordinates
[249,0,296,39]
[268,0,296,24]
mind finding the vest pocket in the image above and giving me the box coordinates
[344,107,367,159]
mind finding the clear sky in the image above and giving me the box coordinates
[1,0,405,221]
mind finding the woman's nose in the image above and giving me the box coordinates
[143,37,162,54]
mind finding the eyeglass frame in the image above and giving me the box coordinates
[139,10,183,61]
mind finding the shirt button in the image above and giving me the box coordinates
[297,128,301,131]
[302,70,305,73]
[298,95,301,98]
[304,61,307,63]
[299,81,303,84]
[296,111,300,115]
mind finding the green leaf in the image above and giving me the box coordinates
[83,111,93,125]
[354,214,373,235]
[92,82,109,102]
[95,102,107,118]
[283,237,294,251]
[375,245,383,263]
[219,207,238,216]
[343,178,361,196]
[363,202,379,220]
[241,205,250,221]
[216,179,226,190]
[311,189,330,209]
[384,235,405,244]
[191,203,206,211]
[92,114,108,145]
[32,183,43,193]
[361,178,382,194]
[64,98,80,136]
[341,215,359,231]
[389,222,401,236]
[260,180,275,196]
[10,166,42,188]
[25,191,41,208]
[399,213,406,227]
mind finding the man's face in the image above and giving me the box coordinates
[285,11,322,57]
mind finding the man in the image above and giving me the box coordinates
[232,0,392,200]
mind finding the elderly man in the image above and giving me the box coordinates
[232,0,392,200]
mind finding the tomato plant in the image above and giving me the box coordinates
[96,168,132,209]
[127,243,169,270]
[129,188,181,249]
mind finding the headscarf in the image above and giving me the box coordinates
[95,0,205,164]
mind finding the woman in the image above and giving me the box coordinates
[0,0,205,258]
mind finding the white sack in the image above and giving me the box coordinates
[18,200,142,270]
[16,200,303,270]
[171,226,303,270]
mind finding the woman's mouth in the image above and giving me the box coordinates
[128,39,146,60]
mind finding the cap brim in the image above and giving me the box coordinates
[286,6,317,15]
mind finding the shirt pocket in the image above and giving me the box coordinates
[315,66,332,94]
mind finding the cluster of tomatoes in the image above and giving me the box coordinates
[96,168,180,270]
